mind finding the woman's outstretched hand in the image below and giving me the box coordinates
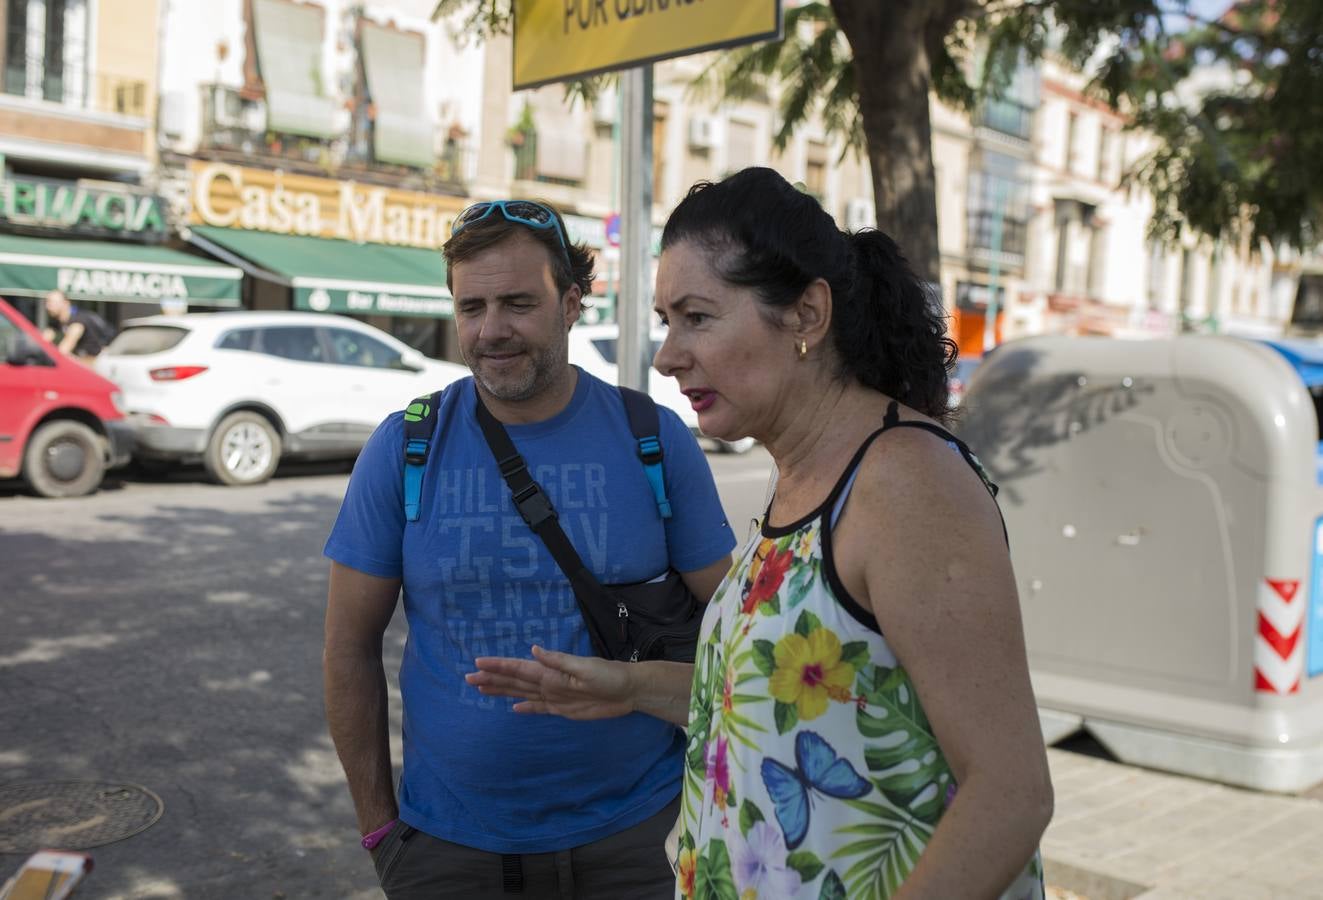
[467,645,636,720]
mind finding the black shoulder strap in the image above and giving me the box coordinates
[402,389,444,522]
[878,400,1007,543]
[473,394,623,658]
[617,386,672,519]
[880,401,998,498]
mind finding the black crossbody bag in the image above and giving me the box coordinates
[473,393,705,663]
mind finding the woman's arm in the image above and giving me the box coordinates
[833,429,1053,899]
[467,555,729,724]
[467,647,695,726]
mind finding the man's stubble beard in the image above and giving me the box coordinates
[468,327,570,403]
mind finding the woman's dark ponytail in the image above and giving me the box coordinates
[662,167,956,420]
[840,230,956,420]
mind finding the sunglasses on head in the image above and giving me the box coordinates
[452,200,570,256]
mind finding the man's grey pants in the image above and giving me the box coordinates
[372,796,679,899]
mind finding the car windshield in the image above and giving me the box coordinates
[107,325,190,355]
[589,337,664,366]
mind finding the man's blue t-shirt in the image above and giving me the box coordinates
[325,370,736,854]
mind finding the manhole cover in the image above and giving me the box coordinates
[0,782,164,853]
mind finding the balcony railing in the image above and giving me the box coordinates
[967,210,1028,258]
[198,84,471,189]
[2,61,148,119]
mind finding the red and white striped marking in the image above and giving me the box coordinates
[1255,578,1303,694]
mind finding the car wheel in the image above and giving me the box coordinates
[204,411,282,486]
[24,420,107,498]
[717,437,757,454]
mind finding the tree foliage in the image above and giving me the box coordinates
[433,0,1323,253]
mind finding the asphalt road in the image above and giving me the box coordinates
[0,448,774,899]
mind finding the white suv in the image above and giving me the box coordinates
[568,323,756,454]
[96,311,468,485]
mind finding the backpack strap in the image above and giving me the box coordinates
[402,389,444,522]
[617,386,672,519]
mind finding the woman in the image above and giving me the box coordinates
[467,167,1052,899]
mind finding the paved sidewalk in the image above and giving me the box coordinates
[1043,748,1323,899]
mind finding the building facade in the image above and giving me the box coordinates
[0,0,241,328]
[1,1,1313,361]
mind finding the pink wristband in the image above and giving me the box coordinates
[361,819,398,851]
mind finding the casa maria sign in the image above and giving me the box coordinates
[188,161,467,250]
[0,175,168,240]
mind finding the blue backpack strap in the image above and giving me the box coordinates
[617,385,672,519]
[402,389,444,523]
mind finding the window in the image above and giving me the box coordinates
[258,326,323,362]
[325,327,403,369]
[966,153,1030,258]
[591,337,663,366]
[108,325,190,355]
[975,58,1038,140]
[652,103,668,201]
[0,310,23,359]
[1065,111,1078,172]
[725,120,756,175]
[215,328,260,352]
[1146,239,1165,308]
[804,140,828,201]
[359,20,433,169]
[3,0,86,104]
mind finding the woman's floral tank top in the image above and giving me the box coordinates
[676,407,1044,900]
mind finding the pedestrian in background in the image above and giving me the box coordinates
[41,290,113,362]
[470,167,1053,899]
[322,198,735,899]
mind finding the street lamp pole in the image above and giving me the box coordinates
[982,180,1007,354]
[617,65,654,391]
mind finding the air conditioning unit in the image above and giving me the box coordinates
[208,84,245,129]
[158,91,188,139]
[845,197,875,231]
[688,116,715,151]
[592,90,616,127]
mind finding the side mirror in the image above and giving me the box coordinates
[397,349,425,373]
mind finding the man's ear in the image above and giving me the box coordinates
[562,285,583,329]
[786,278,833,351]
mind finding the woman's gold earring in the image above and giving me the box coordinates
[797,339,808,360]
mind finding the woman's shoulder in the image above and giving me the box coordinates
[847,406,994,522]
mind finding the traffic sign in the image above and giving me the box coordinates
[512,0,781,91]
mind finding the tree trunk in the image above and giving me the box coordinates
[831,0,967,287]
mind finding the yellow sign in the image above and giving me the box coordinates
[513,0,781,90]
[187,161,468,250]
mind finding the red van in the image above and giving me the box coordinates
[0,297,133,497]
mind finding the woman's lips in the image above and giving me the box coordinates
[685,390,715,412]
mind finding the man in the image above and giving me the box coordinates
[41,291,111,361]
[323,199,735,899]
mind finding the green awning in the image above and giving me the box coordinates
[190,225,452,319]
[0,233,242,306]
